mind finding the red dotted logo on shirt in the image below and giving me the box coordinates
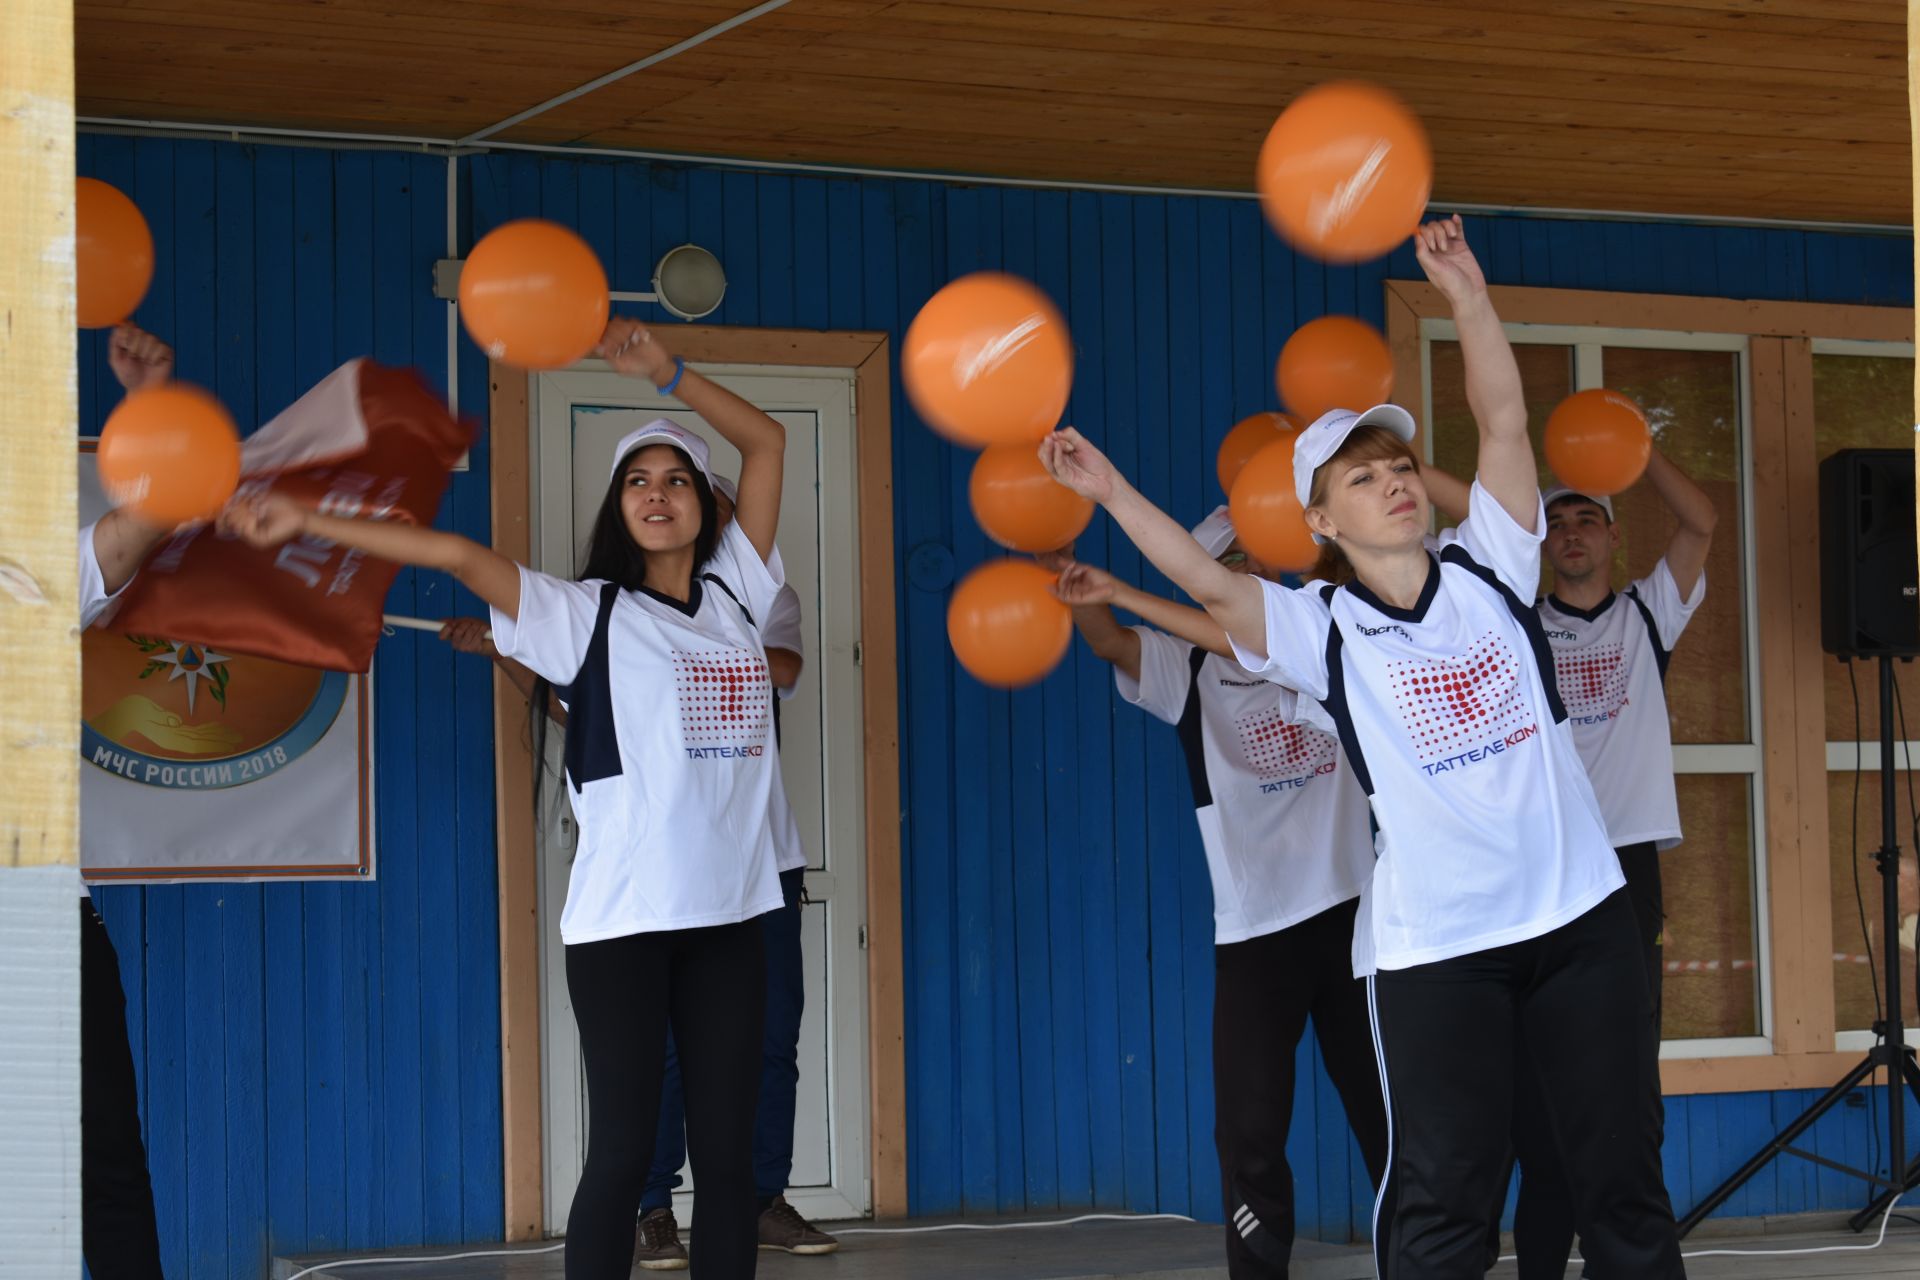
[1554,642,1628,719]
[1235,710,1338,780]
[672,647,771,745]
[1387,631,1533,762]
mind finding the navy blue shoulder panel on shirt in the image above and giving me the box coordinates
[1439,544,1569,725]
[1173,643,1212,808]
[556,581,623,794]
[1621,585,1671,681]
[1317,582,1375,798]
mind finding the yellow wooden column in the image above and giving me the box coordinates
[0,0,82,1270]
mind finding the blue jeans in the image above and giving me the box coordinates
[641,867,805,1211]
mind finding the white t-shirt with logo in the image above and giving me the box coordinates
[491,520,787,943]
[1117,627,1374,945]
[1536,559,1704,851]
[761,582,807,874]
[1228,479,1624,974]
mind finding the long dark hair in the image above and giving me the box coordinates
[530,444,721,813]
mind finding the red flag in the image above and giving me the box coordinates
[102,360,476,672]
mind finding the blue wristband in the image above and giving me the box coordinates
[659,357,686,396]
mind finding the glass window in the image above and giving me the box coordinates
[1814,350,1920,1032]
[1664,774,1761,1039]
[1425,331,1759,1044]
[1601,348,1747,745]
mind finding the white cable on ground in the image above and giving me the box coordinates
[276,1198,1915,1275]
[280,1242,564,1280]
[836,1211,1200,1235]
[1681,1193,1905,1259]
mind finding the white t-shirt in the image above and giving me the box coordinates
[761,582,807,874]
[1536,559,1704,851]
[1229,479,1624,974]
[1117,627,1374,945]
[491,520,787,943]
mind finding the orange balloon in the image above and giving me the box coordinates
[459,219,610,370]
[903,272,1073,448]
[76,178,154,329]
[946,560,1072,689]
[1218,412,1299,496]
[1256,81,1433,263]
[969,444,1094,553]
[1275,316,1394,424]
[1228,438,1318,573]
[1544,389,1653,497]
[97,384,242,525]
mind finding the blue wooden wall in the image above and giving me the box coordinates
[79,130,1919,1275]
[464,151,1918,1239]
[77,135,503,1280]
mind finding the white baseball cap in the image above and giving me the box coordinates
[1292,404,1418,539]
[1189,505,1235,559]
[1541,485,1615,521]
[608,419,712,482]
[711,474,738,503]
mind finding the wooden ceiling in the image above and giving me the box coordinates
[76,0,1912,226]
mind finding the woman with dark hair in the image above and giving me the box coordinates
[223,318,787,1280]
[1038,218,1683,1279]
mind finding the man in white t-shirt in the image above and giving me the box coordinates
[1042,509,1385,1279]
[439,483,836,1269]
[76,325,182,1279]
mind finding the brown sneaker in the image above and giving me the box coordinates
[757,1195,840,1255]
[633,1207,689,1272]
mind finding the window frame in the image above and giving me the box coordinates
[1386,280,1912,1095]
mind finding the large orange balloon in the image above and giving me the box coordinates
[1257,81,1433,263]
[76,178,154,329]
[903,272,1073,448]
[946,560,1072,688]
[1228,438,1318,573]
[98,384,242,525]
[969,444,1094,553]
[1544,389,1653,497]
[1217,412,1299,496]
[1275,316,1394,424]
[459,219,610,370]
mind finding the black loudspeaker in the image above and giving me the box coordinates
[1819,447,1920,658]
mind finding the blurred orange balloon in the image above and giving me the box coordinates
[946,560,1072,688]
[1544,389,1653,497]
[903,272,1073,448]
[1217,412,1299,496]
[1275,316,1394,424]
[1256,81,1433,263]
[1229,438,1318,573]
[98,384,242,525]
[969,444,1094,553]
[76,178,154,329]
[459,219,610,370]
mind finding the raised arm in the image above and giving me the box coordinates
[1414,217,1535,531]
[1038,429,1270,657]
[596,318,786,564]
[1641,445,1717,598]
[221,492,524,621]
[92,324,181,592]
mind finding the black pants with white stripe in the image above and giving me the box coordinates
[1214,896,1389,1278]
[1371,890,1683,1279]
[565,918,767,1280]
[1506,843,1667,1278]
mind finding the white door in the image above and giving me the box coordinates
[532,362,872,1230]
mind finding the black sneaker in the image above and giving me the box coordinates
[633,1206,689,1272]
[757,1196,840,1255]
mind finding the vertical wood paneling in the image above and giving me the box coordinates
[86,137,1918,1272]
